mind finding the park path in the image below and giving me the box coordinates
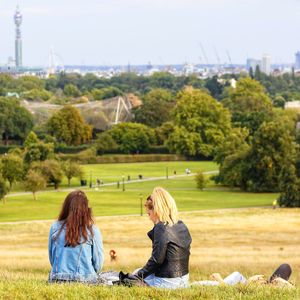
[6,170,218,198]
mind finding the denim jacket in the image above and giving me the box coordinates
[48,221,104,282]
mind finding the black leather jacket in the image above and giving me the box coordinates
[138,221,192,279]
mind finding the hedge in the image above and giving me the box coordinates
[59,153,186,164]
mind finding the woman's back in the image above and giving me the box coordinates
[48,190,104,283]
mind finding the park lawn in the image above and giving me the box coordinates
[80,161,217,184]
[0,209,299,299]
[1,176,277,222]
[9,161,217,192]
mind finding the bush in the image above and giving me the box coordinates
[58,153,186,164]
[195,171,207,190]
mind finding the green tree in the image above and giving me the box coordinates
[214,127,250,165]
[167,88,231,157]
[47,105,92,146]
[195,171,206,190]
[24,170,47,200]
[1,154,24,188]
[278,165,300,207]
[0,98,34,145]
[62,160,84,186]
[23,132,54,165]
[244,121,297,192]
[91,87,123,100]
[24,131,39,147]
[96,132,118,155]
[32,159,63,190]
[64,84,81,97]
[133,89,175,127]
[0,176,8,204]
[25,89,52,101]
[108,123,156,154]
[222,77,273,134]
[150,72,175,90]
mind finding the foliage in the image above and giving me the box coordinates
[278,164,300,207]
[195,171,206,190]
[24,170,47,200]
[47,105,92,146]
[218,118,298,192]
[24,89,52,101]
[0,97,34,144]
[64,84,81,97]
[92,87,123,100]
[167,88,231,157]
[214,127,250,165]
[1,154,24,188]
[96,132,118,155]
[0,175,8,203]
[133,89,175,127]
[32,159,63,189]
[155,122,175,145]
[24,131,39,147]
[62,160,84,186]
[24,132,54,165]
[222,77,273,134]
[107,123,156,154]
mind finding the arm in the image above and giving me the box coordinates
[137,224,168,279]
[92,226,104,273]
[48,225,54,267]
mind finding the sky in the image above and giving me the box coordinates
[0,0,299,66]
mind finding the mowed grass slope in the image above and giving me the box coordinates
[0,208,299,299]
[0,161,277,222]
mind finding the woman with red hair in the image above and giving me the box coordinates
[48,190,104,283]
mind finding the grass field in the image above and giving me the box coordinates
[0,208,299,299]
[0,162,278,222]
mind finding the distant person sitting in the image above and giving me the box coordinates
[185,168,191,175]
[48,190,104,283]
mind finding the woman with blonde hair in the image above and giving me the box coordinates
[132,187,192,289]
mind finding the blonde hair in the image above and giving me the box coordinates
[147,187,178,226]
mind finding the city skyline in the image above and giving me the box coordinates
[0,0,300,66]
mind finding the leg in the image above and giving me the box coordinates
[269,264,292,282]
[223,272,247,285]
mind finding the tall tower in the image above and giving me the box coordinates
[14,5,23,68]
[295,52,300,70]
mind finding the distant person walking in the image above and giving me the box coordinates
[48,190,104,283]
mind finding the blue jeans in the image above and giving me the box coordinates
[144,273,189,289]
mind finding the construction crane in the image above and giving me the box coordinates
[226,50,233,67]
[214,46,221,65]
[199,42,209,65]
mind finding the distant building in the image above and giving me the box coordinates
[284,101,300,111]
[295,51,300,70]
[261,54,271,75]
[246,58,261,71]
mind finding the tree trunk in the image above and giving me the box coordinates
[68,178,71,187]
[33,192,36,201]
[4,132,8,146]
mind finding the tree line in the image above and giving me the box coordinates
[0,72,300,207]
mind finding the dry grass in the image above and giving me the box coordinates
[0,207,299,285]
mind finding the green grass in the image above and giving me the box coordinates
[10,161,217,192]
[2,179,277,222]
[0,281,298,300]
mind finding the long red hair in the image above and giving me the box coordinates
[57,190,94,247]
